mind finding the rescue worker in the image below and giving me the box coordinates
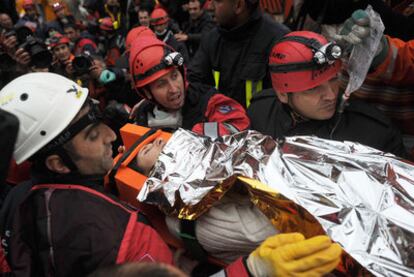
[98,16,125,67]
[0,72,341,277]
[332,10,414,154]
[247,31,408,158]
[129,36,249,136]
[150,8,189,63]
[48,33,74,77]
[46,1,75,35]
[102,0,125,34]
[187,0,289,108]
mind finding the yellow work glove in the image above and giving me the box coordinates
[246,233,342,277]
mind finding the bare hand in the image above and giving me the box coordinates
[174,33,188,42]
[2,35,18,55]
[15,48,31,66]
[89,62,104,80]
[63,59,74,75]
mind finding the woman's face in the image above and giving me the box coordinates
[136,137,166,175]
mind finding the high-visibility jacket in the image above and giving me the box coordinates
[187,8,289,108]
[370,35,414,86]
[340,36,414,138]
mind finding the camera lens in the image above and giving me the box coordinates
[73,55,92,75]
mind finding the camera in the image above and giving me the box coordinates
[20,36,53,68]
[72,51,93,75]
[3,25,52,68]
[4,25,33,42]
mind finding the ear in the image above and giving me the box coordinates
[275,90,289,104]
[45,155,71,174]
[142,88,152,100]
[234,0,246,15]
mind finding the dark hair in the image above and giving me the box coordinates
[245,0,259,12]
[63,22,77,30]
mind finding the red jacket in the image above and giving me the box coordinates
[0,180,172,276]
[0,179,251,276]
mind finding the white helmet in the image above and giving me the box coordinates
[0,72,88,164]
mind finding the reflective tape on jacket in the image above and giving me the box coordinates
[211,70,263,107]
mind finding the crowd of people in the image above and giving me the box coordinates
[0,0,413,276]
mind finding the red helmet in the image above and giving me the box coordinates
[269,31,342,93]
[48,33,70,49]
[150,8,169,26]
[129,36,185,91]
[99,17,115,31]
[23,0,35,9]
[125,26,155,50]
[52,2,65,12]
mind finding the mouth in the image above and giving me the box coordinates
[169,92,183,106]
[321,102,337,111]
[106,146,113,157]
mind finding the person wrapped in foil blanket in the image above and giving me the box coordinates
[135,128,414,276]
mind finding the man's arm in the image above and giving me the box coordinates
[192,93,250,137]
[369,36,414,86]
[187,31,216,87]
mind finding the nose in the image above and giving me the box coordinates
[321,83,337,101]
[102,124,117,144]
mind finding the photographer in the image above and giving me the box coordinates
[73,52,131,110]
[0,25,52,87]
[48,33,74,77]
[72,51,135,152]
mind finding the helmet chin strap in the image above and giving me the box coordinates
[37,100,103,175]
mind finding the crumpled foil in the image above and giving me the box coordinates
[137,129,414,276]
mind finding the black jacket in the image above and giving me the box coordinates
[156,29,190,63]
[187,9,289,108]
[247,89,408,159]
[181,10,215,58]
